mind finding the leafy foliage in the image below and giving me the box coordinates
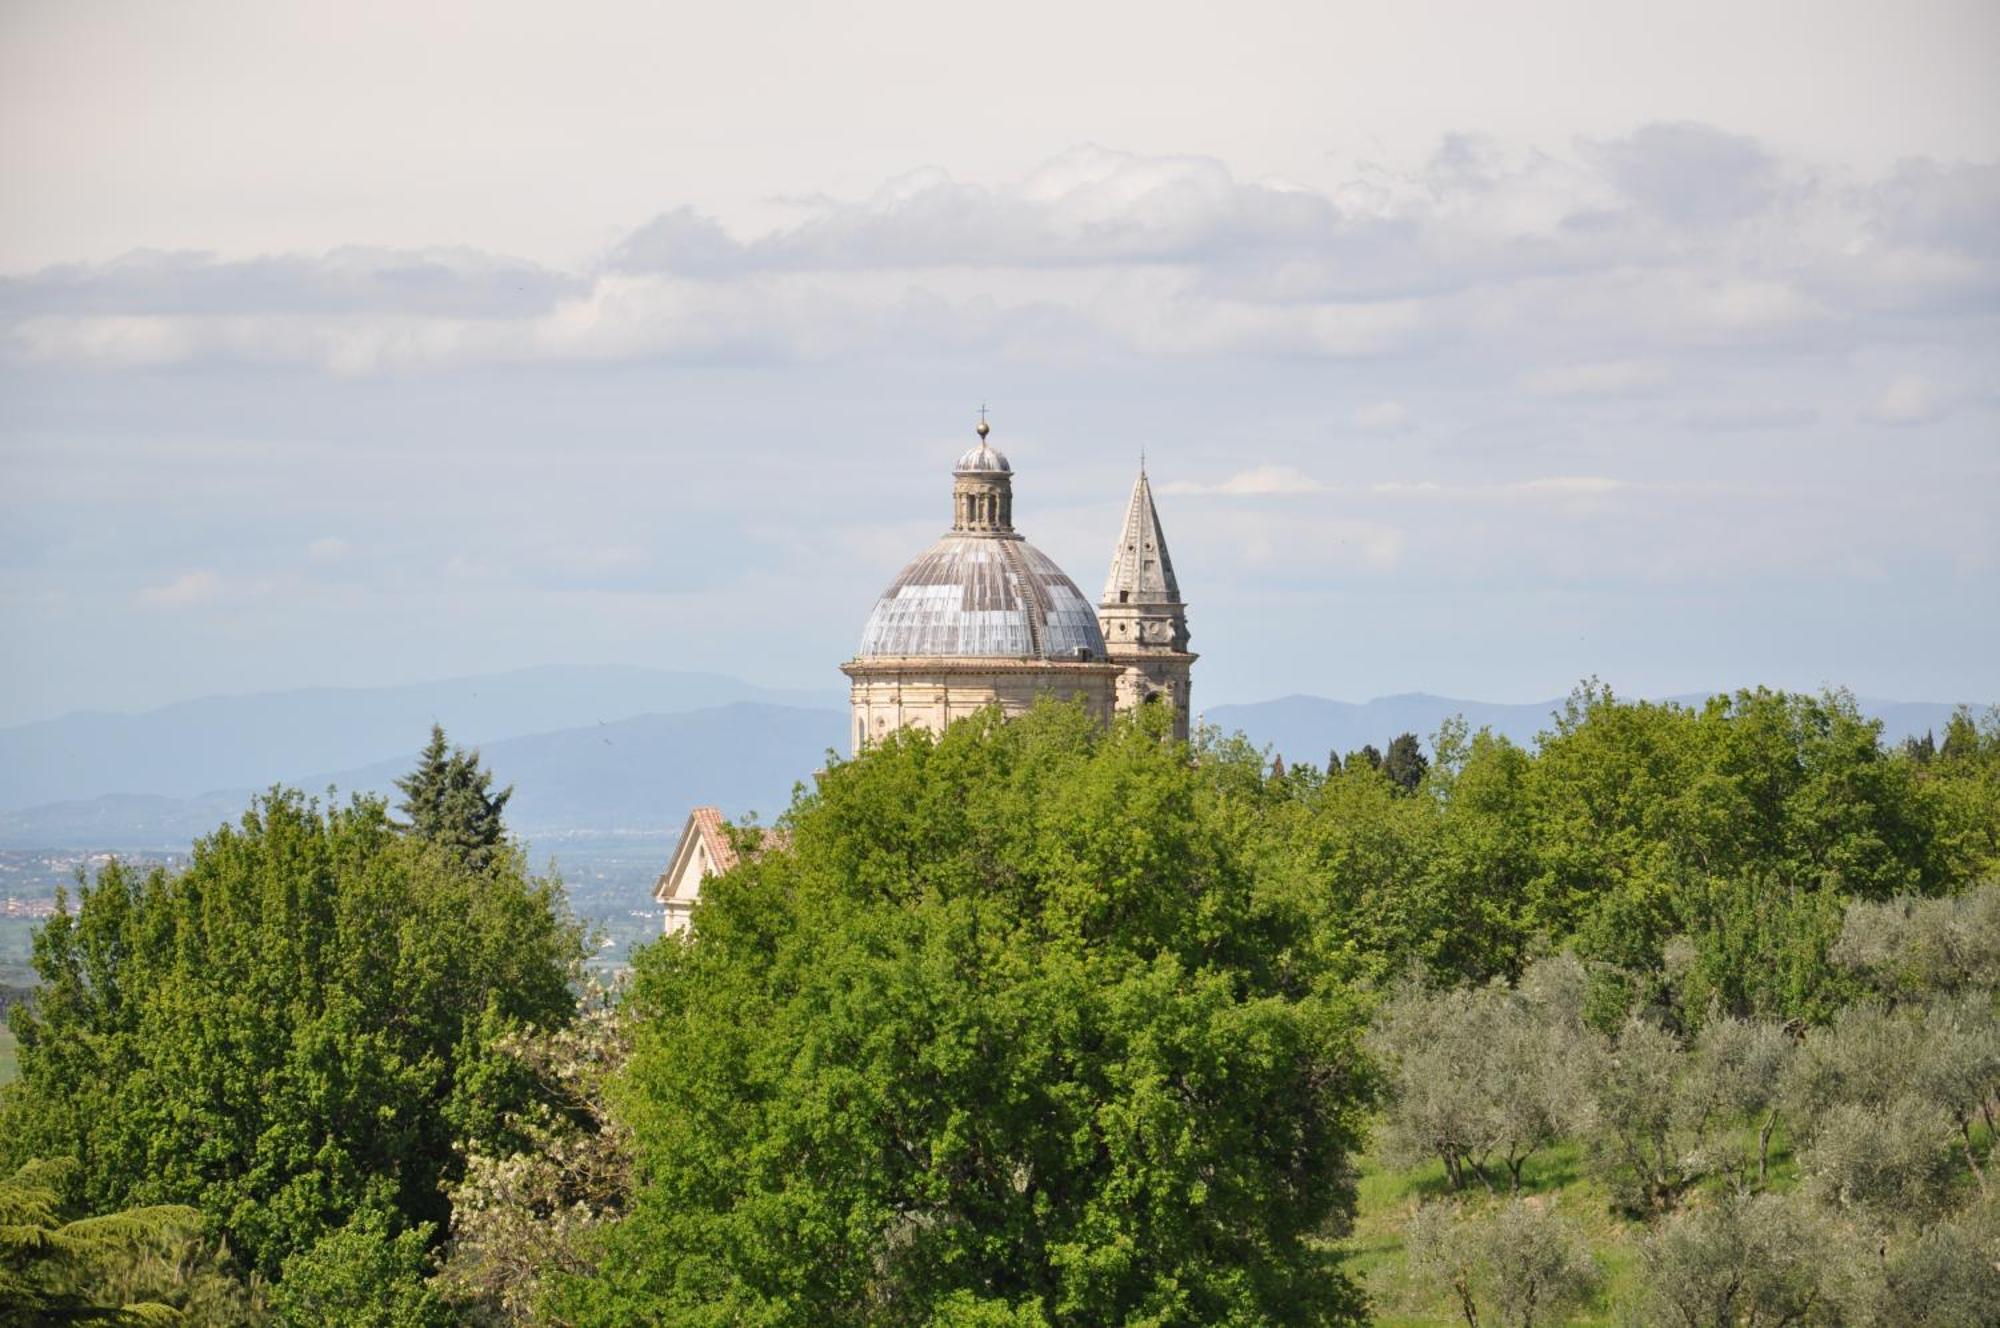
[270,1205,449,1328]
[0,1157,202,1327]
[0,789,583,1280]
[1403,1197,1599,1328]
[437,979,634,1325]
[561,703,1372,1327]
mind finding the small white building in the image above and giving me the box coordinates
[653,806,786,935]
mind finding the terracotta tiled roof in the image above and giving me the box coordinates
[688,806,738,874]
[684,806,788,879]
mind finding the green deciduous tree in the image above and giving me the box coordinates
[270,1205,450,1328]
[0,788,583,1282]
[560,702,1372,1328]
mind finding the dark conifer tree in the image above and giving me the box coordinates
[1383,732,1428,794]
[1326,748,1342,775]
[395,723,513,872]
[1354,744,1383,772]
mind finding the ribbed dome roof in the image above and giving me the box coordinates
[857,535,1107,660]
[954,439,1011,474]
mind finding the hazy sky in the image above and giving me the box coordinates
[2,0,1996,725]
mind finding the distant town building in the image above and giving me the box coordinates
[656,416,1196,932]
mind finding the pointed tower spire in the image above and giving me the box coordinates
[1102,470,1182,606]
[1098,463,1196,739]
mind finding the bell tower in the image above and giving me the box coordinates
[1097,463,1196,739]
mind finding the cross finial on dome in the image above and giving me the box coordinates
[976,403,990,439]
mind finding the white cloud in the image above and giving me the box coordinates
[1162,465,1327,496]
[135,570,221,609]
[1351,400,1413,433]
[1523,359,1672,399]
[1865,374,1954,426]
[3,127,1991,378]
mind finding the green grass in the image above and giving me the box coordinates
[1343,1137,1640,1326]
[0,1023,17,1086]
[1339,1121,1825,1325]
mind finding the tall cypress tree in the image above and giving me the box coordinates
[395,723,513,872]
[1383,732,1429,794]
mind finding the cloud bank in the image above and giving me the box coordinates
[3,127,1993,392]
[2,125,1995,720]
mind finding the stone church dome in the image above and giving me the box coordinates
[856,534,1107,660]
[855,422,1107,661]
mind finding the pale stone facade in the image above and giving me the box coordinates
[654,806,733,937]
[842,657,1120,751]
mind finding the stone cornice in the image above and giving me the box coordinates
[1103,649,1200,664]
[842,657,1125,680]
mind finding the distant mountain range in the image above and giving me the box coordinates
[0,665,840,812]
[0,702,847,849]
[0,670,1984,851]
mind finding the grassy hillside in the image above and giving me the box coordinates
[0,1023,17,1085]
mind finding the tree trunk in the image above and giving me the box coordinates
[1757,1108,1780,1188]
[1452,1272,1481,1328]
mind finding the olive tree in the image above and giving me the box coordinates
[1832,879,2000,1000]
[1586,1018,1724,1213]
[1784,998,1998,1209]
[1686,1013,1793,1186]
[1405,1199,1599,1328]
[1628,1191,1850,1328]
[1371,957,1596,1194]
[1862,1196,2000,1328]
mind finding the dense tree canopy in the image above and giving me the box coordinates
[0,788,583,1284]
[3,685,1995,1320]
[1253,687,1998,1017]
[561,703,1372,1328]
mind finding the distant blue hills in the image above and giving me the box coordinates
[0,665,839,811]
[0,669,1984,850]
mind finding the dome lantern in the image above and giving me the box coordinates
[951,416,1014,533]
